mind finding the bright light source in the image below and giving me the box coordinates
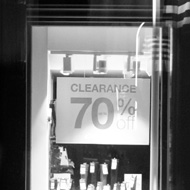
[60,55,72,75]
[93,60,107,74]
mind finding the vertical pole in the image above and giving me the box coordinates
[152,0,160,26]
[150,0,161,190]
[167,27,173,190]
[159,28,163,190]
[149,29,161,190]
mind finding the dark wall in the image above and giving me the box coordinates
[1,1,190,190]
[0,1,26,190]
[171,26,190,190]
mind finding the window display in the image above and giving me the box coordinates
[48,46,152,190]
[30,25,172,190]
[49,144,149,190]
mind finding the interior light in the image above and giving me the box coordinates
[93,59,107,74]
[93,54,107,74]
[98,60,107,74]
[122,61,134,78]
[60,54,72,75]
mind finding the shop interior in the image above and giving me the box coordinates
[31,26,164,190]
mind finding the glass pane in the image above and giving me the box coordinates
[30,25,172,190]
[49,26,152,190]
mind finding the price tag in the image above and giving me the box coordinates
[60,179,67,190]
[113,184,117,190]
[80,164,86,175]
[124,174,142,190]
[129,177,135,188]
[111,159,117,170]
[80,179,86,190]
[102,164,108,175]
[50,180,55,189]
[97,181,103,190]
[90,162,95,173]
[125,182,130,189]
[103,185,110,190]
[120,183,125,190]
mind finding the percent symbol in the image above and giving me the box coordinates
[119,98,136,115]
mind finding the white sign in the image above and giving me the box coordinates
[56,77,150,145]
[124,174,142,190]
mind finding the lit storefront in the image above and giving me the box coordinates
[6,1,183,190]
[2,1,190,190]
[27,1,174,189]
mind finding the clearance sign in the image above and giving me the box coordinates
[56,77,150,145]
